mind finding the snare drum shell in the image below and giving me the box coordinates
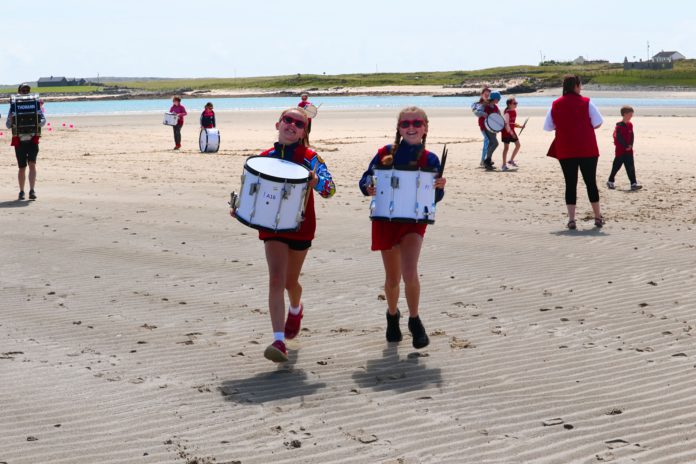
[234,156,311,233]
[370,165,437,224]
[163,112,179,126]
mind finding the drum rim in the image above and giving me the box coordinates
[234,212,302,233]
[245,155,310,184]
[370,216,435,225]
[373,164,438,173]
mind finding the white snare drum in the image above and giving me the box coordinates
[231,156,311,232]
[199,128,220,153]
[303,104,318,118]
[163,112,179,126]
[484,113,505,133]
[369,166,438,224]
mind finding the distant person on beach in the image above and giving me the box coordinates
[544,75,604,229]
[607,106,642,191]
[169,96,187,150]
[6,83,46,200]
[473,89,501,171]
[358,106,446,349]
[500,97,524,171]
[472,86,491,167]
[200,102,216,129]
[298,93,313,133]
[231,108,335,363]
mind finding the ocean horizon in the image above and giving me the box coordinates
[35,95,696,117]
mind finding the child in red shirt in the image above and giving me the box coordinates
[607,106,642,191]
[200,102,215,129]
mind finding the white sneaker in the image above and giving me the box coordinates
[500,164,509,172]
[606,181,615,190]
[507,162,518,170]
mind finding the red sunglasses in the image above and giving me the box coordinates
[282,115,306,129]
[398,119,426,129]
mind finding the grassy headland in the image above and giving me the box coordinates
[3,61,696,97]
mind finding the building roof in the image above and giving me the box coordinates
[653,51,680,58]
[38,76,67,82]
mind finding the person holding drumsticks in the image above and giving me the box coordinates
[501,97,524,171]
[232,107,335,362]
[298,93,314,134]
[358,107,446,349]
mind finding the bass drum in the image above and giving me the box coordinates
[199,128,220,153]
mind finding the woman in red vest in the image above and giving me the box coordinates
[544,75,604,229]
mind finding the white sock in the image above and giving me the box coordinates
[289,304,302,316]
[274,332,285,342]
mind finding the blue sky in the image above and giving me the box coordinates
[1,0,694,84]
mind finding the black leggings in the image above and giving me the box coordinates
[173,124,182,145]
[559,157,599,205]
[608,154,637,184]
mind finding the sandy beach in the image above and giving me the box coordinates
[1,103,696,464]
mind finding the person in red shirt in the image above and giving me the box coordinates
[169,96,187,150]
[607,106,642,191]
[199,102,216,129]
[231,108,335,363]
[358,107,446,349]
[297,93,313,133]
[500,97,523,171]
[544,75,604,229]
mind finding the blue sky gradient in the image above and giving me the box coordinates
[2,0,694,84]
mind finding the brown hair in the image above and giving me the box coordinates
[479,86,491,103]
[279,107,310,147]
[382,106,429,166]
[620,105,634,115]
[173,96,182,103]
[205,102,213,109]
[562,75,582,95]
[506,98,517,108]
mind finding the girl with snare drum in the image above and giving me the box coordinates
[232,108,335,362]
[358,107,446,349]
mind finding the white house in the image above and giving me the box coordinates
[652,51,686,63]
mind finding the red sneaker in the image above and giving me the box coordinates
[284,305,303,340]
[263,340,288,363]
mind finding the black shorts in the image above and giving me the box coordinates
[501,134,519,144]
[15,142,39,168]
[264,237,312,251]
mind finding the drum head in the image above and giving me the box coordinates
[245,156,310,181]
[485,113,505,132]
[304,104,318,118]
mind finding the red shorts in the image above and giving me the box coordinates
[371,221,427,251]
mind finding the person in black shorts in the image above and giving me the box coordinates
[6,83,46,200]
[230,108,336,363]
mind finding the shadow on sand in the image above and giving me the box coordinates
[0,200,31,209]
[352,344,443,393]
[220,348,326,404]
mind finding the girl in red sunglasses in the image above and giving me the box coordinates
[358,107,446,349]
[234,108,336,362]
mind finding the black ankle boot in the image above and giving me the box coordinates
[408,316,429,349]
[386,309,402,342]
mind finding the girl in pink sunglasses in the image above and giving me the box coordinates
[358,107,446,349]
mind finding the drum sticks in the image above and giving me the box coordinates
[438,144,448,179]
[518,117,530,136]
